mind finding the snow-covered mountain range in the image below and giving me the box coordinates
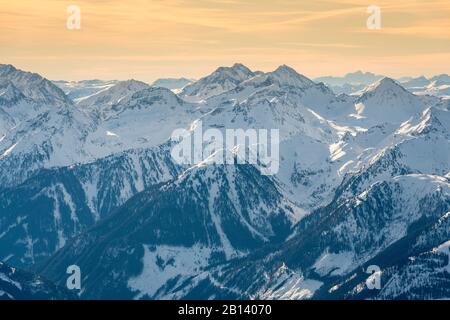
[316,71,450,99]
[315,71,384,95]
[0,63,449,300]
[151,78,194,92]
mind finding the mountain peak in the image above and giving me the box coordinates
[354,76,428,125]
[376,77,399,87]
[122,86,183,106]
[181,63,255,101]
[274,64,297,74]
[111,79,149,91]
[361,77,408,96]
[0,64,70,106]
[0,64,17,74]
[268,65,314,88]
[76,79,149,108]
[231,62,251,71]
[214,63,253,78]
[399,107,450,137]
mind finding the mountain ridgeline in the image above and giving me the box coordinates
[0,63,449,300]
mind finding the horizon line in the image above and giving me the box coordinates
[1,62,447,84]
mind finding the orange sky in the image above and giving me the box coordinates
[1,0,450,82]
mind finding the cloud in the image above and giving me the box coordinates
[1,0,449,79]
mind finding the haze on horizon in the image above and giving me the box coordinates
[1,0,450,82]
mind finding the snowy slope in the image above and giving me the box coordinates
[76,79,150,111]
[53,79,119,103]
[0,144,182,267]
[202,66,339,143]
[86,87,200,154]
[0,102,95,186]
[1,63,450,300]
[108,75,449,299]
[0,65,72,137]
[152,78,194,92]
[156,173,450,300]
[0,64,70,106]
[0,75,200,188]
[39,163,303,299]
[350,78,427,125]
[189,65,350,210]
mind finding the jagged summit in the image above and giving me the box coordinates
[113,79,148,89]
[215,63,253,76]
[99,79,150,98]
[77,79,149,108]
[232,62,249,68]
[356,77,418,105]
[274,64,297,72]
[1,63,450,300]
[399,107,450,137]
[352,77,428,125]
[181,63,255,101]
[0,64,70,106]
[201,63,253,80]
[181,64,323,101]
[360,77,407,95]
[113,86,187,111]
[266,65,315,88]
[0,64,17,73]
[228,64,320,94]
[376,77,399,86]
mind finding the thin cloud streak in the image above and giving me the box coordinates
[0,0,449,80]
